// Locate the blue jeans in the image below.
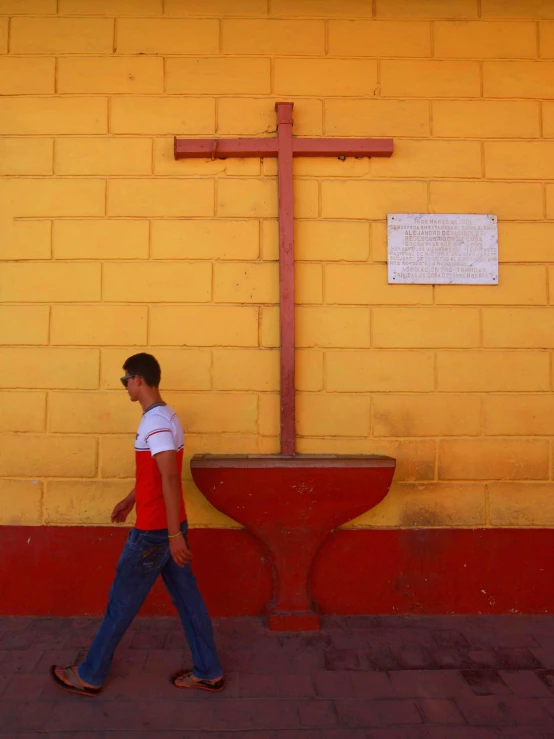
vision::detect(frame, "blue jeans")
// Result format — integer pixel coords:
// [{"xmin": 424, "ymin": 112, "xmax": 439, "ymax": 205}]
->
[{"xmin": 78, "ymin": 521, "xmax": 222, "ymax": 687}]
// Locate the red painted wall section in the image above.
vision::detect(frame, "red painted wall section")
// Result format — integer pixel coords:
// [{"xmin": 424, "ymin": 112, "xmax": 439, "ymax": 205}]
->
[
  {"xmin": 312, "ymin": 529, "xmax": 554, "ymax": 615},
  {"xmin": 2, "ymin": 527, "xmax": 553, "ymax": 617},
  {"xmin": 0, "ymin": 527, "xmax": 272, "ymax": 618}
]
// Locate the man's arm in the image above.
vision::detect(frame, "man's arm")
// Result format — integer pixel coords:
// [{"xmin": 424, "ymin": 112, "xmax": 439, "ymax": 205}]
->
[
  {"xmin": 155, "ymin": 450, "xmax": 192, "ymax": 567},
  {"xmin": 155, "ymin": 450, "xmax": 182, "ymax": 534},
  {"xmin": 111, "ymin": 488, "xmax": 136, "ymax": 523}
]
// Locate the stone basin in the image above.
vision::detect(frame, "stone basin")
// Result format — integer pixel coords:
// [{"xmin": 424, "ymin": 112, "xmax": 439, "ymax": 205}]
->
[{"xmin": 191, "ymin": 454, "xmax": 396, "ymax": 631}]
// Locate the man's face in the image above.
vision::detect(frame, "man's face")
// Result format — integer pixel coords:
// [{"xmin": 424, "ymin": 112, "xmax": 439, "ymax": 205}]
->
[
  {"xmin": 121, "ymin": 372, "xmax": 141, "ymax": 402},
  {"xmin": 126, "ymin": 375, "xmax": 141, "ymax": 402}
]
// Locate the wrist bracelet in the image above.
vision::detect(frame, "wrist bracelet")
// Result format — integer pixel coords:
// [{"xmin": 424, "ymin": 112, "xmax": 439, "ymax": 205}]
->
[{"xmin": 168, "ymin": 531, "xmax": 181, "ymax": 539}]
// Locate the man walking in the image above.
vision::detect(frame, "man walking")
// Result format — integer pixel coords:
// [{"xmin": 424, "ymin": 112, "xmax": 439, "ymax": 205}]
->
[{"xmin": 51, "ymin": 353, "xmax": 224, "ymax": 696}]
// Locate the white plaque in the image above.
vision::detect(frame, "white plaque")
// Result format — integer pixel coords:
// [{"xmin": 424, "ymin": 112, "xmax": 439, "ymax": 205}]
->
[{"xmin": 387, "ymin": 214, "xmax": 498, "ymax": 285}]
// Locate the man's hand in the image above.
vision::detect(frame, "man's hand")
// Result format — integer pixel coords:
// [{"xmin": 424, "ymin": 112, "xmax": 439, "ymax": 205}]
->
[
  {"xmin": 111, "ymin": 494, "xmax": 135, "ymax": 523},
  {"xmin": 169, "ymin": 533, "xmax": 193, "ymax": 568}
]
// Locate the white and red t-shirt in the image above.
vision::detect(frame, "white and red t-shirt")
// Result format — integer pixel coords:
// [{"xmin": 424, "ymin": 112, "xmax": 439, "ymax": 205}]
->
[{"xmin": 134, "ymin": 404, "xmax": 186, "ymax": 530}]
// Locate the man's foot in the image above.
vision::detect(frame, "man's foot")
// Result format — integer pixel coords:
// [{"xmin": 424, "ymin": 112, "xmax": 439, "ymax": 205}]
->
[
  {"xmin": 171, "ymin": 669, "xmax": 225, "ymax": 692},
  {"xmin": 50, "ymin": 665, "xmax": 102, "ymax": 697}
]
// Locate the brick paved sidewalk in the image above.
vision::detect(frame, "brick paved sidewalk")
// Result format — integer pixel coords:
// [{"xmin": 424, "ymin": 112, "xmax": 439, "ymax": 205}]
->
[{"xmin": 1, "ymin": 615, "xmax": 554, "ymax": 738}]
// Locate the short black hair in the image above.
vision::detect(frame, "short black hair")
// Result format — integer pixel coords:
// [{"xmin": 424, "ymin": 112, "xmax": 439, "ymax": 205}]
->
[{"xmin": 123, "ymin": 353, "xmax": 161, "ymax": 387}]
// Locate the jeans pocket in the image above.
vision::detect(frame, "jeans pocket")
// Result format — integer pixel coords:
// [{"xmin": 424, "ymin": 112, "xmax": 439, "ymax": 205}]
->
[
  {"xmin": 127, "ymin": 528, "xmax": 141, "ymax": 547},
  {"xmin": 138, "ymin": 543, "xmax": 167, "ymax": 573},
  {"xmin": 134, "ymin": 531, "xmax": 169, "ymax": 572},
  {"xmin": 116, "ymin": 534, "xmax": 139, "ymax": 572}
]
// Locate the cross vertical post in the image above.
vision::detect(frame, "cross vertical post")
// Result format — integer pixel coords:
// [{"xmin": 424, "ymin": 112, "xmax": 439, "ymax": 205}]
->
[{"xmin": 275, "ymin": 102, "xmax": 295, "ymax": 456}]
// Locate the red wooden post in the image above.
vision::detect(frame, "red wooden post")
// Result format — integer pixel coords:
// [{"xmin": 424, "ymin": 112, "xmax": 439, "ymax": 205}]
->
[
  {"xmin": 275, "ymin": 102, "xmax": 296, "ymax": 456},
  {"xmin": 174, "ymin": 106, "xmax": 393, "ymax": 456}
]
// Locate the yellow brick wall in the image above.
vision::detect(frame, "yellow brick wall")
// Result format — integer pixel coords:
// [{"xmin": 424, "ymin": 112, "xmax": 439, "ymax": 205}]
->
[{"xmin": 1, "ymin": 0, "xmax": 554, "ymax": 530}]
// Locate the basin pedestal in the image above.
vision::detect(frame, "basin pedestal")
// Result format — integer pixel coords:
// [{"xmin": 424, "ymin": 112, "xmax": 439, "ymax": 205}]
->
[{"xmin": 191, "ymin": 454, "xmax": 396, "ymax": 631}]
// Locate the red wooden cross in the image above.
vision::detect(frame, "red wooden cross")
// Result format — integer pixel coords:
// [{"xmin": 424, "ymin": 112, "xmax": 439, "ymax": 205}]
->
[{"xmin": 174, "ymin": 102, "xmax": 393, "ymax": 456}]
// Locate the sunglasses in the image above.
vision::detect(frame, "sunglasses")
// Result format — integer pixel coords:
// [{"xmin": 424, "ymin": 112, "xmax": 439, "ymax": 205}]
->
[{"xmin": 120, "ymin": 373, "xmax": 142, "ymax": 388}]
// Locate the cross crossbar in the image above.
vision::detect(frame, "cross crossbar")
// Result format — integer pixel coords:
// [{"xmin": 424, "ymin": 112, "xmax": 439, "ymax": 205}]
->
[
  {"xmin": 174, "ymin": 137, "xmax": 393, "ymax": 159},
  {"xmin": 174, "ymin": 102, "xmax": 394, "ymax": 456}
]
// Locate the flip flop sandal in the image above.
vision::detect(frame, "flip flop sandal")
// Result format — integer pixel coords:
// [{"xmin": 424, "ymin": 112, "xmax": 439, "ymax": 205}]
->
[
  {"xmin": 171, "ymin": 669, "xmax": 225, "ymax": 693},
  {"xmin": 49, "ymin": 665, "xmax": 102, "ymax": 697}
]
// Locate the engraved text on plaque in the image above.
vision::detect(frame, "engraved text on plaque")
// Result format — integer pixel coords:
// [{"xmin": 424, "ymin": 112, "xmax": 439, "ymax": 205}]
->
[{"xmin": 387, "ymin": 214, "xmax": 498, "ymax": 285}]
